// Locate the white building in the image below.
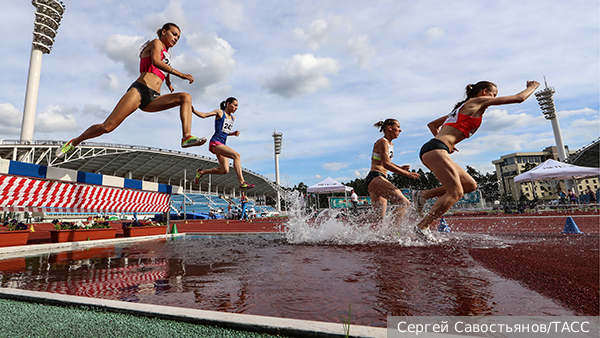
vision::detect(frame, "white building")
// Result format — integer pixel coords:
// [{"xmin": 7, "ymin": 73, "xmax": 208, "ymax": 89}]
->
[{"xmin": 493, "ymin": 146, "xmax": 599, "ymax": 201}]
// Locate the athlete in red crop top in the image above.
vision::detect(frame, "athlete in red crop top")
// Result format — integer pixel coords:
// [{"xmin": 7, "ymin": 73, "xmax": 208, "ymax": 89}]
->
[
  {"xmin": 56, "ymin": 23, "xmax": 207, "ymax": 158},
  {"xmin": 411, "ymin": 80, "xmax": 540, "ymax": 242},
  {"xmin": 441, "ymin": 103, "xmax": 482, "ymax": 138}
]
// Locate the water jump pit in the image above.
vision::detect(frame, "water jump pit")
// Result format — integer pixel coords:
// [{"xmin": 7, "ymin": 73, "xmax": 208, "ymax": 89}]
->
[{"xmin": 0, "ymin": 211, "xmax": 598, "ymax": 333}]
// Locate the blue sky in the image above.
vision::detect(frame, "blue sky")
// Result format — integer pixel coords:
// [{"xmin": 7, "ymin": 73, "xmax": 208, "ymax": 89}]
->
[{"xmin": 2, "ymin": 0, "xmax": 598, "ymax": 188}]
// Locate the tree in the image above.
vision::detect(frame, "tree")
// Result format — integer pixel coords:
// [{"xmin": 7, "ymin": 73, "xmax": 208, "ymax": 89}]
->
[
  {"xmin": 292, "ymin": 182, "xmax": 308, "ymax": 195},
  {"xmin": 466, "ymin": 166, "xmax": 499, "ymax": 202},
  {"xmin": 389, "ymin": 168, "xmax": 440, "ymax": 190},
  {"xmin": 343, "ymin": 178, "xmax": 368, "ymax": 196}
]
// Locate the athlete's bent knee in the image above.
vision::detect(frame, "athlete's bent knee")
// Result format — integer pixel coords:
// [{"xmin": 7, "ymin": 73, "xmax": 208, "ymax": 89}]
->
[
  {"xmin": 464, "ymin": 181, "xmax": 477, "ymax": 193},
  {"xmin": 178, "ymin": 92, "xmax": 192, "ymax": 104},
  {"xmin": 447, "ymin": 190, "xmax": 464, "ymax": 203}
]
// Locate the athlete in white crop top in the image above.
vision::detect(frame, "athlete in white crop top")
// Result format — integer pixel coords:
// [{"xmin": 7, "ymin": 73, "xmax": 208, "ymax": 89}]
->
[{"xmin": 366, "ymin": 119, "xmax": 420, "ymax": 222}]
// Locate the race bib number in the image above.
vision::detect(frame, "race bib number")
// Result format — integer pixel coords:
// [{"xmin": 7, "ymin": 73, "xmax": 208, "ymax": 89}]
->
[
  {"xmin": 445, "ymin": 108, "xmax": 459, "ymax": 123},
  {"xmin": 162, "ymin": 50, "xmax": 171, "ymax": 66},
  {"xmin": 222, "ymin": 118, "xmax": 234, "ymax": 134}
]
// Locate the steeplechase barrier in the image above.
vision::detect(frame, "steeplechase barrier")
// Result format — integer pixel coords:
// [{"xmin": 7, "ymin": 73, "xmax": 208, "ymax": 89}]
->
[{"xmin": 0, "ymin": 158, "xmax": 180, "ymax": 216}]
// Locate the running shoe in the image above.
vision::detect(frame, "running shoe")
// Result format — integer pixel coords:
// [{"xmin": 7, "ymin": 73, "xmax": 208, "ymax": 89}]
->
[
  {"xmin": 194, "ymin": 169, "xmax": 203, "ymax": 184},
  {"xmin": 414, "ymin": 226, "xmax": 440, "ymax": 243},
  {"xmin": 412, "ymin": 190, "xmax": 426, "ymax": 216},
  {"xmin": 239, "ymin": 182, "xmax": 255, "ymax": 190},
  {"xmin": 55, "ymin": 140, "xmax": 75, "ymax": 158},
  {"xmin": 181, "ymin": 135, "xmax": 207, "ymax": 148}
]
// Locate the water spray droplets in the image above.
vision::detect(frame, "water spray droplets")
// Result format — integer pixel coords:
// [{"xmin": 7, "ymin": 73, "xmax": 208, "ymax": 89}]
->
[{"xmin": 281, "ymin": 191, "xmax": 442, "ymax": 246}]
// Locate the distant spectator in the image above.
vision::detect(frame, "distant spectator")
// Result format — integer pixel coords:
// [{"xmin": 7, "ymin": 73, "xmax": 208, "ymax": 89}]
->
[
  {"xmin": 240, "ymin": 191, "xmax": 248, "ymax": 220},
  {"xmin": 227, "ymin": 203, "xmax": 233, "ymax": 219},
  {"xmin": 556, "ymin": 188, "xmax": 567, "ymax": 204},
  {"xmin": 587, "ymin": 187, "xmax": 596, "ymax": 204},
  {"xmin": 567, "ymin": 189, "xmax": 578, "ymax": 205},
  {"xmin": 350, "ymin": 189, "xmax": 358, "ymax": 215}
]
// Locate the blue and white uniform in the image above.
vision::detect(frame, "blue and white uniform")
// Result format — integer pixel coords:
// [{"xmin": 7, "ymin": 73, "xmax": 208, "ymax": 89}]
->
[{"xmin": 209, "ymin": 111, "xmax": 234, "ymax": 147}]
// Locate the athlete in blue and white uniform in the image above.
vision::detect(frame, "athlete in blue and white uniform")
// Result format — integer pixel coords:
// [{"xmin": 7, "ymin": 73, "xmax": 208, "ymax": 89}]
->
[
  {"xmin": 366, "ymin": 118, "xmax": 420, "ymax": 223},
  {"xmin": 193, "ymin": 97, "xmax": 255, "ymax": 190}
]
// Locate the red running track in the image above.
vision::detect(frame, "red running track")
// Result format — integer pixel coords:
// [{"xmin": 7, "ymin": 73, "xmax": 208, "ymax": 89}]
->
[
  {"xmin": 443, "ymin": 211, "xmax": 599, "ymax": 316},
  {"xmin": 5, "ymin": 212, "xmax": 599, "ymax": 316}
]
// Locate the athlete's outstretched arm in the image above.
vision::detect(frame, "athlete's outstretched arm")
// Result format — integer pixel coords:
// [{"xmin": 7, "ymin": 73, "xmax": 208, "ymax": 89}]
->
[
  {"xmin": 192, "ymin": 107, "xmax": 220, "ymax": 119},
  {"xmin": 479, "ymin": 81, "xmax": 540, "ymax": 108}
]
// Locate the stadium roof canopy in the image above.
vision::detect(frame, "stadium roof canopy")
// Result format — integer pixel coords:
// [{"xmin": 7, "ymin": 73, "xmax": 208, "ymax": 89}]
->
[
  {"xmin": 0, "ymin": 140, "xmax": 282, "ymax": 197},
  {"xmin": 565, "ymin": 138, "xmax": 600, "ymax": 168}
]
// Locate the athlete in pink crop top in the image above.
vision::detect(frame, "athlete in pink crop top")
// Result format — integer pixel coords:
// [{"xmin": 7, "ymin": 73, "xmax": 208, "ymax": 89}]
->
[
  {"xmin": 139, "ymin": 41, "xmax": 171, "ymax": 81},
  {"xmin": 56, "ymin": 23, "xmax": 207, "ymax": 159},
  {"xmin": 411, "ymin": 80, "xmax": 540, "ymax": 243}
]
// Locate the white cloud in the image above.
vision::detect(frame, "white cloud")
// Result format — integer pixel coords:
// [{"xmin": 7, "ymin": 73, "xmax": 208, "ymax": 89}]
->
[
  {"xmin": 218, "ymin": 0, "xmax": 246, "ymax": 31},
  {"xmin": 564, "ymin": 118, "xmax": 600, "ymax": 142},
  {"xmin": 0, "ymin": 103, "xmax": 23, "ymax": 136},
  {"xmin": 455, "ymin": 133, "xmax": 544, "ymax": 157},
  {"xmin": 424, "ymin": 27, "xmax": 445, "ymax": 41},
  {"xmin": 35, "ymin": 105, "xmax": 79, "ymax": 134},
  {"xmin": 294, "ymin": 16, "xmax": 375, "ymax": 69},
  {"xmin": 81, "ymin": 104, "xmax": 110, "ymax": 119},
  {"xmin": 95, "ymin": 34, "xmax": 146, "ymax": 78},
  {"xmin": 346, "ymin": 34, "xmax": 375, "ymax": 69},
  {"xmin": 354, "ymin": 168, "xmax": 370, "ymax": 179},
  {"xmin": 182, "ymin": 32, "xmax": 237, "ymax": 96},
  {"xmin": 323, "ymin": 162, "xmax": 350, "ymax": 171},
  {"xmin": 143, "ymin": 1, "xmax": 190, "ymax": 33},
  {"xmin": 263, "ymin": 53, "xmax": 340, "ymax": 98},
  {"xmin": 558, "ymin": 107, "xmax": 597, "ymax": 118},
  {"xmin": 480, "ymin": 109, "xmax": 545, "ymax": 132},
  {"xmin": 294, "ymin": 19, "xmax": 332, "ymax": 50},
  {"xmin": 101, "ymin": 73, "xmax": 122, "ymax": 91}
]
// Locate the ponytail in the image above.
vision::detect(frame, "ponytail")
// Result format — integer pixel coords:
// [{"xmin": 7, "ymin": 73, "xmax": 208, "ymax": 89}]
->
[
  {"xmin": 374, "ymin": 118, "xmax": 398, "ymax": 133},
  {"xmin": 453, "ymin": 81, "xmax": 497, "ymax": 110},
  {"xmin": 221, "ymin": 97, "xmax": 237, "ymax": 110}
]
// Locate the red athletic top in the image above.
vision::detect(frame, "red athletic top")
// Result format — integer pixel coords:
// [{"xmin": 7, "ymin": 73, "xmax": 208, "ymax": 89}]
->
[
  {"xmin": 443, "ymin": 104, "xmax": 482, "ymax": 138},
  {"xmin": 139, "ymin": 40, "xmax": 171, "ymax": 81}
]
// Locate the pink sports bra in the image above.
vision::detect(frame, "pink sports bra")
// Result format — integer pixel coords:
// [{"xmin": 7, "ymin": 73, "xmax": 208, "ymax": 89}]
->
[
  {"xmin": 139, "ymin": 40, "xmax": 171, "ymax": 81},
  {"xmin": 443, "ymin": 104, "xmax": 482, "ymax": 138}
]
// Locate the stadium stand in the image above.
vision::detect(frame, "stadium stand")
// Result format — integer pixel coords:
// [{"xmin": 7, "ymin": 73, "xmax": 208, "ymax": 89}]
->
[{"xmin": 566, "ymin": 138, "xmax": 600, "ymax": 168}]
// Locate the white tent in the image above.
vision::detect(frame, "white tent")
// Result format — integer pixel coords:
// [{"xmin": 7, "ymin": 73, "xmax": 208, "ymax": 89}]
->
[
  {"xmin": 306, "ymin": 177, "xmax": 352, "ymax": 209},
  {"xmin": 306, "ymin": 177, "xmax": 353, "ymax": 193},
  {"xmin": 514, "ymin": 159, "xmax": 600, "ymax": 182}
]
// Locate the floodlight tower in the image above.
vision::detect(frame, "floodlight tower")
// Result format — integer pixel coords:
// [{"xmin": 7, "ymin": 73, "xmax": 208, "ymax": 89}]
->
[
  {"xmin": 535, "ymin": 77, "xmax": 571, "ymax": 189},
  {"xmin": 535, "ymin": 78, "xmax": 567, "ymax": 161},
  {"xmin": 272, "ymin": 129, "xmax": 283, "ymax": 211},
  {"xmin": 20, "ymin": 0, "xmax": 66, "ymax": 145}
]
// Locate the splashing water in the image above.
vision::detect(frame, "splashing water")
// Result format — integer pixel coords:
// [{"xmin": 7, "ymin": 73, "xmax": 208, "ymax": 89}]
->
[{"xmin": 281, "ymin": 191, "xmax": 443, "ymax": 246}]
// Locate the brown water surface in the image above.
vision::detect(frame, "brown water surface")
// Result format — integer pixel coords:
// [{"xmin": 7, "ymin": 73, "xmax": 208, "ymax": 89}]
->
[{"xmin": 1, "ymin": 233, "xmax": 589, "ymax": 327}]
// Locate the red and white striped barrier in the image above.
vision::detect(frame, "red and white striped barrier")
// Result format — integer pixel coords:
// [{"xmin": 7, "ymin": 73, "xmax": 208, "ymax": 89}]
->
[{"xmin": 0, "ymin": 174, "xmax": 170, "ymax": 213}]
